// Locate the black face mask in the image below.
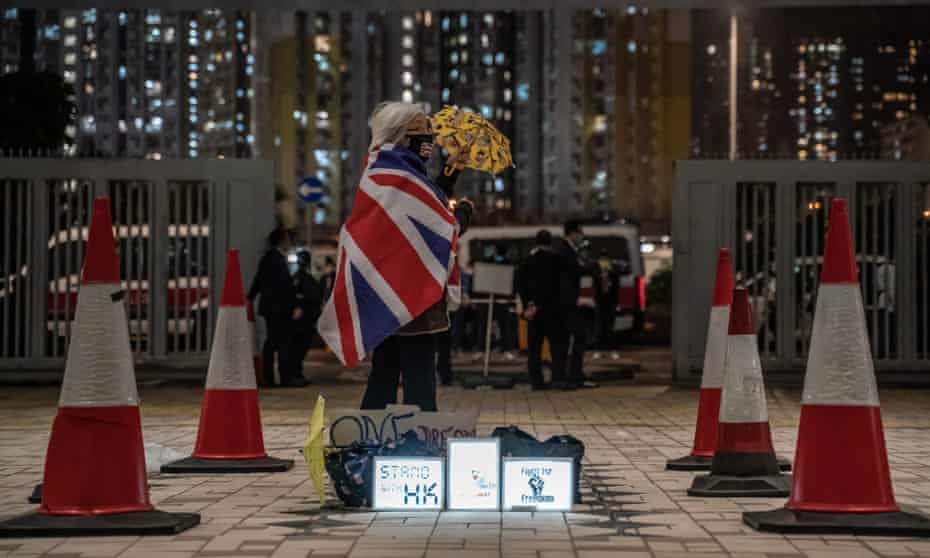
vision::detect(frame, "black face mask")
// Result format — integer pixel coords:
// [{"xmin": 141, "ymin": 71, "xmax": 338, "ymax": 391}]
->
[{"xmin": 407, "ymin": 134, "xmax": 434, "ymax": 162}]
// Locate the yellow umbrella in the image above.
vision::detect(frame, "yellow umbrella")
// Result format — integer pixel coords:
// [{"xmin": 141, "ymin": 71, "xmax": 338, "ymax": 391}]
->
[
  {"xmin": 431, "ymin": 106, "xmax": 514, "ymax": 176},
  {"xmin": 302, "ymin": 395, "xmax": 327, "ymax": 505}
]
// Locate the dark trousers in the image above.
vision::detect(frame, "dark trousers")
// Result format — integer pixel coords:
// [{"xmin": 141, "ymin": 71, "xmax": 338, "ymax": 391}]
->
[
  {"xmin": 361, "ymin": 334, "xmax": 438, "ymax": 412},
  {"xmin": 527, "ymin": 310, "xmax": 568, "ymax": 386},
  {"xmin": 566, "ymin": 310, "xmax": 590, "ymax": 382},
  {"xmin": 436, "ymin": 330, "xmax": 453, "ymax": 386},
  {"xmin": 262, "ymin": 315, "xmax": 298, "ymax": 385},
  {"xmin": 596, "ymin": 304, "xmax": 615, "ymax": 349}
]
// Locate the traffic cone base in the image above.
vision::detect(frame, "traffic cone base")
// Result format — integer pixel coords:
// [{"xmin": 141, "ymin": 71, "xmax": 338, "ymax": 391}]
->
[
  {"xmin": 743, "ymin": 508, "xmax": 930, "ymax": 537},
  {"xmin": 162, "ymin": 249, "xmax": 293, "ymax": 475},
  {"xmin": 689, "ymin": 472, "xmax": 791, "ymax": 498},
  {"xmin": 668, "ymin": 249, "xmax": 733, "ymax": 471},
  {"xmin": 193, "ymin": 390, "xmax": 267, "ymax": 459},
  {"xmin": 161, "ymin": 456, "xmax": 294, "ymax": 474},
  {"xmin": 40, "ymin": 407, "xmax": 150, "ymax": 516},
  {"xmin": 787, "ymin": 405, "xmax": 894, "ymax": 512},
  {"xmin": 0, "ymin": 509, "xmax": 201, "ymax": 538}
]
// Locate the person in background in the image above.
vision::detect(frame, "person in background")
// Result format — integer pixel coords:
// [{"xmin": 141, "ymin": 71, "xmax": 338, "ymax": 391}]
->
[
  {"xmin": 516, "ymin": 230, "xmax": 568, "ymax": 390},
  {"xmin": 595, "ymin": 250, "xmax": 619, "ymax": 349},
  {"xmin": 559, "ymin": 220, "xmax": 599, "ymax": 389},
  {"xmin": 293, "ymin": 250, "xmax": 324, "ymax": 381},
  {"xmin": 248, "ymin": 227, "xmax": 305, "ymax": 387},
  {"xmin": 320, "ymin": 257, "xmax": 336, "ymax": 302}
]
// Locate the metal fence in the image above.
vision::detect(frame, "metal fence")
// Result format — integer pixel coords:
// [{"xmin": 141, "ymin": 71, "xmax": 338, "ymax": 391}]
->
[
  {"xmin": 672, "ymin": 160, "xmax": 930, "ymax": 382},
  {"xmin": 0, "ymin": 159, "xmax": 274, "ymax": 375}
]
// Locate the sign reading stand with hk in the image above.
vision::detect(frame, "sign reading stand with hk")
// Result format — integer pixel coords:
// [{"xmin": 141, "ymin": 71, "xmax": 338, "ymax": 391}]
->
[
  {"xmin": 502, "ymin": 458, "xmax": 574, "ymax": 512},
  {"xmin": 372, "ymin": 457, "xmax": 444, "ymax": 511},
  {"xmin": 447, "ymin": 438, "xmax": 501, "ymax": 510}
]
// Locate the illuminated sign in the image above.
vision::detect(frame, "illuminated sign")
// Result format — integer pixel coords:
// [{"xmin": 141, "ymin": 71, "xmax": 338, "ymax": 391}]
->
[
  {"xmin": 502, "ymin": 458, "xmax": 574, "ymax": 512},
  {"xmin": 372, "ymin": 457, "xmax": 444, "ymax": 511},
  {"xmin": 447, "ymin": 438, "xmax": 501, "ymax": 510}
]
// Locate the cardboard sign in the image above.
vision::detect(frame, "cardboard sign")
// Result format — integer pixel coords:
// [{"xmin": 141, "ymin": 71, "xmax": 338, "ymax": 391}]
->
[
  {"xmin": 327, "ymin": 405, "xmax": 478, "ymax": 450},
  {"xmin": 372, "ymin": 456, "xmax": 444, "ymax": 511},
  {"xmin": 447, "ymin": 438, "xmax": 501, "ymax": 510},
  {"xmin": 473, "ymin": 263, "xmax": 515, "ymax": 296},
  {"xmin": 502, "ymin": 458, "xmax": 574, "ymax": 512}
]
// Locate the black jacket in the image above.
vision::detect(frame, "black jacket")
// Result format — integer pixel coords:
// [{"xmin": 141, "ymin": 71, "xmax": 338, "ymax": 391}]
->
[
  {"xmin": 516, "ymin": 246, "xmax": 562, "ymax": 312},
  {"xmin": 248, "ymin": 249, "xmax": 296, "ymax": 319},
  {"xmin": 557, "ymin": 239, "xmax": 590, "ymax": 313},
  {"xmin": 294, "ymin": 269, "xmax": 324, "ymax": 331}
]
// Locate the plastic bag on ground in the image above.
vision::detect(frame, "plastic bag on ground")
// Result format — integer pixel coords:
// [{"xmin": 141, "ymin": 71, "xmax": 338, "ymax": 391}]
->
[{"xmin": 144, "ymin": 442, "xmax": 186, "ymax": 473}]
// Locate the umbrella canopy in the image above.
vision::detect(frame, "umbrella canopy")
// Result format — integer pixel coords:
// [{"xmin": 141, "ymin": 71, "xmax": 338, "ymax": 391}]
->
[{"xmin": 431, "ymin": 106, "xmax": 513, "ymax": 175}]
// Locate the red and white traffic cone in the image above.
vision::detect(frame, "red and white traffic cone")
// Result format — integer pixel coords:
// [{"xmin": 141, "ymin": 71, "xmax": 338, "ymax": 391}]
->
[
  {"xmin": 745, "ymin": 199, "xmax": 930, "ymax": 534},
  {"xmin": 162, "ymin": 249, "xmax": 293, "ymax": 474},
  {"xmin": 247, "ymin": 300, "xmax": 264, "ymax": 387},
  {"xmin": 688, "ymin": 288, "xmax": 790, "ymax": 497},
  {"xmin": 0, "ymin": 198, "xmax": 199, "ymax": 537},
  {"xmin": 667, "ymin": 248, "xmax": 733, "ymax": 470}
]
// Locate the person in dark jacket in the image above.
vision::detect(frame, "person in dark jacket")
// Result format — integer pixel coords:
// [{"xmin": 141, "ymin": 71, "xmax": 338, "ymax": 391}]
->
[
  {"xmin": 558, "ymin": 220, "xmax": 598, "ymax": 389},
  {"xmin": 247, "ymin": 227, "xmax": 305, "ymax": 387},
  {"xmin": 293, "ymin": 250, "xmax": 323, "ymax": 380},
  {"xmin": 516, "ymin": 230, "xmax": 568, "ymax": 390},
  {"xmin": 358, "ymin": 101, "xmax": 473, "ymax": 412}
]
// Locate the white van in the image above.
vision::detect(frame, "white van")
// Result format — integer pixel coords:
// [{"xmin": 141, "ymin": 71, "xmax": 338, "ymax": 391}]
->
[{"xmin": 458, "ymin": 223, "xmax": 647, "ymax": 333}]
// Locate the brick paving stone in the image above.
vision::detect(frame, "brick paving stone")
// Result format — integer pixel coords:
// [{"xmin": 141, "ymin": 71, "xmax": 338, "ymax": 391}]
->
[{"xmin": 3, "ymin": 349, "xmax": 930, "ymax": 557}]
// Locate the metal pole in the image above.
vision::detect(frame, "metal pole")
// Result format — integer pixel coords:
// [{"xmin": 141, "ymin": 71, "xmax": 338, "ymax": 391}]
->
[
  {"xmin": 482, "ymin": 293, "xmax": 495, "ymax": 380},
  {"xmin": 305, "ymin": 202, "xmax": 313, "ymax": 248},
  {"xmin": 728, "ymin": 13, "xmax": 738, "ymax": 161}
]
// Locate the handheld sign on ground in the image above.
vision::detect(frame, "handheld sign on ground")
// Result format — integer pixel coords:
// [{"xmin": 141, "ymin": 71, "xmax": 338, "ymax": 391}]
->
[
  {"xmin": 372, "ymin": 457, "xmax": 444, "ymax": 511},
  {"xmin": 502, "ymin": 458, "xmax": 574, "ymax": 512},
  {"xmin": 447, "ymin": 438, "xmax": 501, "ymax": 510}
]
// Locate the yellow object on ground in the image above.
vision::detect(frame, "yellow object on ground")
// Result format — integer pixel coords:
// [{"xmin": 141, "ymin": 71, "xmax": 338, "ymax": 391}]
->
[
  {"xmin": 303, "ymin": 395, "xmax": 327, "ymax": 505},
  {"xmin": 431, "ymin": 106, "xmax": 513, "ymax": 175}
]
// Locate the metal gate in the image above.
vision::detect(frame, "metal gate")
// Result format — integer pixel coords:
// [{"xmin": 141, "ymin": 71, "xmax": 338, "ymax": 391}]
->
[
  {"xmin": 0, "ymin": 159, "xmax": 274, "ymax": 375},
  {"xmin": 672, "ymin": 160, "xmax": 930, "ymax": 382}
]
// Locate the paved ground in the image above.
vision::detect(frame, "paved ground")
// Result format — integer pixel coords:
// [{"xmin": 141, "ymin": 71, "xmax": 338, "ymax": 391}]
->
[{"xmin": 2, "ymin": 347, "xmax": 930, "ymax": 557}]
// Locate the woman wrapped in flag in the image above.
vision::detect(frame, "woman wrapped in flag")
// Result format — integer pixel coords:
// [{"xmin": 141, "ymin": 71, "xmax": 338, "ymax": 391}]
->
[{"xmin": 316, "ymin": 101, "xmax": 473, "ymax": 412}]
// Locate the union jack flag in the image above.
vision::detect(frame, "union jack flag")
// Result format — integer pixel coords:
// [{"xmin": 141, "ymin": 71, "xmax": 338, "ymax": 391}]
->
[{"xmin": 317, "ymin": 145, "xmax": 458, "ymax": 367}]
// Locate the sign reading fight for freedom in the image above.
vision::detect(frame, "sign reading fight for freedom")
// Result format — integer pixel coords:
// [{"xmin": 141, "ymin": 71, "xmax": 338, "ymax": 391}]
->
[
  {"xmin": 502, "ymin": 458, "xmax": 574, "ymax": 511},
  {"xmin": 372, "ymin": 457, "xmax": 444, "ymax": 511},
  {"xmin": 447, "ymin": 438, "xmax": 501, "ymax": 510}
]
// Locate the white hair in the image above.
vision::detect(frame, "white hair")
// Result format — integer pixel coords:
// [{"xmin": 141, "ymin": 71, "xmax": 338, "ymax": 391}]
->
[{"xmin": 368, "ymin": 101, "xmax": 426, "ymax": 150}]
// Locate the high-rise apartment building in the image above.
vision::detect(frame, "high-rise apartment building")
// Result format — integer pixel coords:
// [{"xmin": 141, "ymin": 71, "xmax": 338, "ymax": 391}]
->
[
  {"xmin": 692, "ymin": 6, "xmax": 930, "ymax": 160},
  {"xmin": 2, "ymin": 8, "xmax": 253, "ymax": 159}
]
